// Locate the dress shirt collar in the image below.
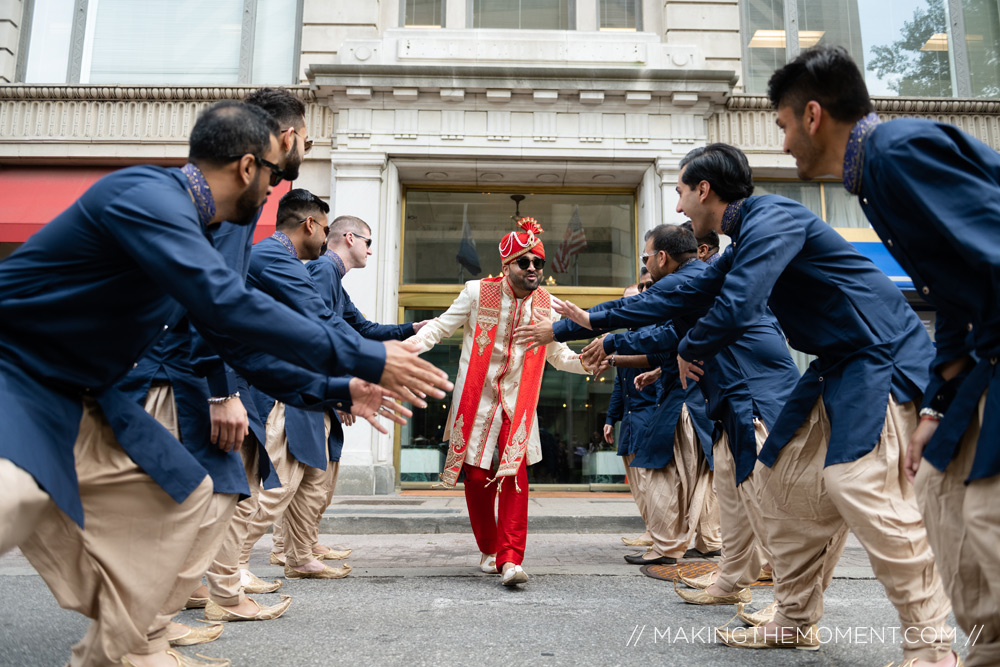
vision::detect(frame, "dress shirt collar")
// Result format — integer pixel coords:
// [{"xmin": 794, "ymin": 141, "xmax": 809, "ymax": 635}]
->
[
  {"xmin": 180, "ymin": 164, "xmax": 216, "ymax": 227},
  {"xmin": 842, "ymin": 112, "xmax": 881, "ymax": 195},
  {"xmin": 324, "ymin": 249, "xmax": 347, "ymax": 277},
  {"xmin": 721, "ymin": 198, "xmax": 746, "ymax": 238},
  {"xmin": 271, "ymin": 230, "xmax": 297, "ymax": 257}
]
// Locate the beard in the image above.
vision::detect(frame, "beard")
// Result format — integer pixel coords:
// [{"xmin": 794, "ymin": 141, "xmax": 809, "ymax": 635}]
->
[
  {"xmin": 232, "ymin": 178, "xmax": 267, "ymax": 226},
  {"xmin": 509, "ymin": 270, "xmax": 540, "ymax": 293},
  {"xmin": 282, "ymin": 142, "xmax": 302, "ymax": 182}
]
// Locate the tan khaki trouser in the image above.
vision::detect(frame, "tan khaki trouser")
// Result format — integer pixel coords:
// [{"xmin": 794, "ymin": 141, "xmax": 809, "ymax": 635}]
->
[
  {"xmin": 18, "ymin": 398, "xmax": 214, "ymax": 666},
  {"xmin": 622, "ymin": 453, "xmax": 648, "ymax": 530},
  {"xmin": 237, "ymin": 403, "xmax": 329, "ymax": 569},
  {"xmin": 915, "ymin": 391, "xmax": 1000, "ymax": 667},
  {"xmin": 638, "ymin": 406, "xmax": 722, "ymax": 559},
  {"xmin": 139, "ymin": 386, "xmax": 239, "ymax": 654},
  {"xmin": 273, "ymin": 459, "xmax": 340, "ymax": 558},
  {"xmin": 0, "ymin": 458, "xmax": 51, "ymax": 554},
  {"xmin": 206, "ymin": 430, "xmax": 264, "ymax": 606},
  {"xmin": 712, "ymin": 423, "xmax": 767, "ymax": 592},
  {"xmin": 757, "ymin": 397, "xmax": 953, "ymax": 662}
]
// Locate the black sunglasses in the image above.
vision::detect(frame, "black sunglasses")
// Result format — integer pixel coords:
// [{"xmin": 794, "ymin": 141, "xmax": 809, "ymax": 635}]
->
[
  {"xmin": 227, "ymin": 154, "xmax": 285, "ymax": 187},
  {"xmin": 346, "ymin": 231, "xmax": 372, "ymax": 248},
  {"xmin": 298, "ymin": 217, "xmax": 329, "ymax": 236},
  {"xmin": 516, "ymin": 256, "xmax": 545, "ymax": 270}
]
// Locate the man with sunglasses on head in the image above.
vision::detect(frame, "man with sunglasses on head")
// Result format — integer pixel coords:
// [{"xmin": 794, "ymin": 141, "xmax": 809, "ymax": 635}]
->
[{"xmin": 406, "ymin": 217, "xmax": 590, "ymax": 586}]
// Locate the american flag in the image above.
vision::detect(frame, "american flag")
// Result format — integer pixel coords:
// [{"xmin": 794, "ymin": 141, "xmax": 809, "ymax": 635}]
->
[{"xmin": 551, "ymin": 206, "xmax": 587, "ymax": 273}]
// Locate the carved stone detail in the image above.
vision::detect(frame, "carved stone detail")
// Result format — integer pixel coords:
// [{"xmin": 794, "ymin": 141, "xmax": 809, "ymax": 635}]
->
[
  {"xmin": 579, "ymin": 113, "xmax": 602, "ymax": 143},
  {"xmin": 625, "ymin": 114, "xmax": 649, "ymax": 144},
  {"xmin": 487, "ymin": 110, "xmax": 510, "ymax": 141},
  {"xmin": 0, "ymin": 85, "xmax": 315, "ymax": 101},
  {"xmin": 394, "ymin": 109, "xmax": 418, "ymax": 140},
  {"xmin": 441, "ymin": 109, "xmax": 464, "ymax": 140},
  {"xmin": 533, "ymin": 112, "xmax": 557, "ymax": 142}
]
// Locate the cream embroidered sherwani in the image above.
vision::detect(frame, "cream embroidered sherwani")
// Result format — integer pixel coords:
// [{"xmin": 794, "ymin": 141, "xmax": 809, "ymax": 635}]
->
[{"xmin": 407, "ymin": 279, "xmax": 587, "ymax": 471}]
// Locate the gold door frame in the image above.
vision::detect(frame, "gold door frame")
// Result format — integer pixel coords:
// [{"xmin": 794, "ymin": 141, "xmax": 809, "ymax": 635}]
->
[{"xmin": 394, "ymin": 184, "xmax": 640, "ymax": 491}]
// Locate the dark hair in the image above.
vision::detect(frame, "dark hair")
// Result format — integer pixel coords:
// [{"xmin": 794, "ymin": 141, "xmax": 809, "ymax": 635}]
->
[
  {"xmin": 276, "ymin": 188, "xmax": 330, "ymax": 230},
  {"xmin": 244, "ymin": 87, "xmax": 307, "ymax": 130},
  {"xmin": 649, "ymin": 224, "xmax": 697, "ymax": 261},
  {"xmin": 767, "ymin": 45, "xmax": 873, "ymax": 122},
  {"xmin": 679, "ymin": 220, "xmax": 720, "ymax": 249},
  {"xmin": 679, "ymin": 143, "xmax": 754, "ymax": 202},
  {"xmin": 189, "ymin": 101, "xmax": 279, "ymax": 166}
]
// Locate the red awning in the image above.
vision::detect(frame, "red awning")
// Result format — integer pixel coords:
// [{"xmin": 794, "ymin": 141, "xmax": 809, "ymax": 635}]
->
[{"xmin": 0, "ymin": 166, "xmax": 290, "ymax": 243}]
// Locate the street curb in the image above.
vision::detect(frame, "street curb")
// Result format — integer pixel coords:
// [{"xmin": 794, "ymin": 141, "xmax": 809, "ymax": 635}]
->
[{"xmin": 318, "ymin": 514, "xmax": 646, "ymax": 534}]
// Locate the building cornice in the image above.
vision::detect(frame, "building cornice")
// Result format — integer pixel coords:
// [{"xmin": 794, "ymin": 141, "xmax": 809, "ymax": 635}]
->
[
  {"xmin": 728, "ymin": 94, "xmax": 1000, "ymax": 115},
  {"xmin": 0, "ymin": 85, "xmax": 317, "ymax": 102}
]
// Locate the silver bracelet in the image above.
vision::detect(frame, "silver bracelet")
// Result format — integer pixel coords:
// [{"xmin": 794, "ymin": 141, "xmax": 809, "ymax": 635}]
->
[
  {"xmin": 207, "ymin": 391, "xmax": 240, "ymax": 405},
  {"xmin": 608, "ymin": 354, "xmax": 616, "ymax": 367},
  {"xmin": 919, "ymin": 407, "xmax": 944, "ymax": 421}
]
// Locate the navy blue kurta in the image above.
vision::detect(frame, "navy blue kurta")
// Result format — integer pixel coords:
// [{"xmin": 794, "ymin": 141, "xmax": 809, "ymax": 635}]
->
[
  {"xmin": 0, "ymin": 166, "xmax": 383, "ymax": 526},
  {"xmin": 851, "ymin": 116, "xmax": 1000, "ymax": 481},
  {"xmin": 610, "ymin": 294, "xmax": 800, "ymax": 484},
  {"xmin": 605, "ymin": 358, "xmax": 658, "ymax": 458},
  {"xmin": 574, "ymin": 196, "xmax": 932, "ymax": 469}
]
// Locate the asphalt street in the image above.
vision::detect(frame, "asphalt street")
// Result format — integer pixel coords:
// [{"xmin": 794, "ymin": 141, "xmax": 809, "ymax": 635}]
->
[{"xmin": 0, "ymin": 532, "xmax": 972, "ymax": 667}]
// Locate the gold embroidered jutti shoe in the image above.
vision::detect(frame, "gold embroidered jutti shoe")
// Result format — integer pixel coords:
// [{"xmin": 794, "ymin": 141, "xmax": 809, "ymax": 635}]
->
[
  {"xmin": 269, "ymin": 552, "xmax": 286, "ymax": 566},
  {"xmin": 203, "ymin": 595, "xmax": 292, "ymax": 622},
  {"xmin": 673, "ymin": 579, "xmax": 751, "ymax": 605},
  {"xmin": 241, "ymin": 569, "xmax": 282, "ymax": 594},
  {"xmin": 716, "ymin": 624, "xmax": 821, "ymax": 651},
  {"xmin": 736, "ymin": 601, "xmax": 777, "ymax": 626},
  {"xmin": 167, "ymin": 622, "xmax": 224, "ymax": 647},
  {"xmin": 314, "ymin": 547, "xmax": 352, "ymax": 560},
  {"xmin": 284, "ymin": 563, "xmax": 352, "ymax": 579},
  {"xmin": 886, "ymin": 653, "xmax": 964, "ymax": 667},
  {"xmin": 183, "ymin": 596, "xmax": 209, "ymax": 610},
  {"xmin": 621, "ymin": 536, "xmax": 654, "ymax": 547},
  {"xmin": 678, "ymin": 571, "xmax": 716, "ymax": 590}
]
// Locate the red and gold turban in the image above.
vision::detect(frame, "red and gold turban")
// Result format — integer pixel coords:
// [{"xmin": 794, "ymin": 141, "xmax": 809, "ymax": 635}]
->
[{"xmin": 499, "ymin": 217, "xmax": 545, "ymax": 265}]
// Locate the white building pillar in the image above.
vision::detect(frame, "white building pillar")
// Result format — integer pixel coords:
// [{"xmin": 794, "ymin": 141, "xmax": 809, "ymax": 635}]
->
[
  {"xmin": 330, "ymin": 151, "xmax": 396, "ymax": 494},
  {"xmin": 655, "ymin": 157, "xmax": 686, "ymax": 225}
]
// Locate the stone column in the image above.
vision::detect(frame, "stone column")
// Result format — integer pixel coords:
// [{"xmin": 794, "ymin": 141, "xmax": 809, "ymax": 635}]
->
[{"xmin": 330, "ymin": 150, "xmax": 396, "ymax": 494}]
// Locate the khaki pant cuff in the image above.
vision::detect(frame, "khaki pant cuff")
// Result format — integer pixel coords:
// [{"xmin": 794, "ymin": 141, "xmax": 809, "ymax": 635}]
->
[
  {"xmin": 772, "ymin": 612, "xmax": 813, "ymax": 631},
  {"xmin": 209, "ymin": 590, "xmax": 244, "ymax": 607}
]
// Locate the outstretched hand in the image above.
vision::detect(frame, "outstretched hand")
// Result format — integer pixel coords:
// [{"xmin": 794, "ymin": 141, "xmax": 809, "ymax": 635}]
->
[
  {"xmin": 379, "ymin": 340, "xmax": 453, "ymax": 407},
  {"xmin": 677, "ymin": 355, "xmax": 705, "ymax": 389},
  {"xmin": 634, "ymin": 368, "xmax": 661, "ymax": 391},
  {"xmin": 551, "ymin": 297, "xmax": 592, "ymax": 330},
  {"xmin": 581, "ymin": 336, "xmax": 608, "ymax": 375},
  {"xmin": 348, "ymin": 378, "xmax": 413, "ymax": 435},
  {"xmin": 515, "ymin": 317, "xmax": 556, "ymax": 353}
]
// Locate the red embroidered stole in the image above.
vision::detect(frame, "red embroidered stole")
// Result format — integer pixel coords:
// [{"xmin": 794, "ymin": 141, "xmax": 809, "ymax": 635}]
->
[{"xmin": 439, "ymin": 278, "xmax": 550, "ymax": 487}]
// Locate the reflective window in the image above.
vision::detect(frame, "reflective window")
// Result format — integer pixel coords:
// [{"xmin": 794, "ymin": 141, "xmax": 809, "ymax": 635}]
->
[
  {"xmin": 600, "ymin": 0, "xmax": 641, "ymax": 31},
  {"xmin": 399, "ymin": 309, "xmax": 620, "ymax": 485},
  {"xmin": 741, "ymin": 0, "xmax": 1000, "ymax": 98},
  {"xmin": 403, "ymin": 0, "xmax": 444, "ymax": 27},
  {"xmin": 755, "ymin": 180, "xmax": 869, "ymax": 228},
  {"xmin": 23, "ymin": 0, "xmax": 299, "ymax": 84},
  {"xmin": 402, "ymin": 190, "xmax": 636, "ymax": 288},
  {"xmin": 470, "ymin": 0, "xmax": 574, "ymax": 30}
]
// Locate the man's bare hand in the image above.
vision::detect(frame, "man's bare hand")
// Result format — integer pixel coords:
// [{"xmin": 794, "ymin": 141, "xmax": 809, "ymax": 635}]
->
[
  {"xmin": 412, "ymin": 320, "xmax": 430, "ymax": 334},
  {"xmin": 603, "ymin": 423, "xmax": 614, "ymax": 445},
  {"xmin": 677, "ymin": 355, "xmax": 705, "ymax": 389},
  {"xmin": 379, "ymin": 340, "xmax": 453, "ymax": 407},
  {"xmin": 581, "ymin": 336, "xmax": 608, "ymax": 374},
  {"xmin": 337, "ymin": 409, "xmax": 356, "ymax": 427},
  {"xmin": 551, "ymin": 297, "xmax": 592, "ymax": 330},
  {"xmin": 348, "ymin": 378, "xmax": 413, "ymax": 435},
  {"xmin": 210, "ymin": 397, "xmax": 249, "ymax": 453},
  {"xmin": 634, "ymin": 368, "xmax": 661, "ymax": 391},
  {"xmin": 515, "ymin": 317, "xmax": 555, "ymax": 352},
  {"xmin": 905, "ymin": 418, "xmax": 938, "ymax": 483}
]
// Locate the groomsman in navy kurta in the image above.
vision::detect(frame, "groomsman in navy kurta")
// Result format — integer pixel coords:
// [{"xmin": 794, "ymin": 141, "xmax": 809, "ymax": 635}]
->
[
  {"xmin": 545, "ymin": 144, "xmax": 953, "ymax": 664},
  {"xmin": 769, "ymin": 44, "xmax": 997, "ymax": 667},
  {"xmin": 0, "ymin": 102, "xmax": 449, "ymax": 667}
]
